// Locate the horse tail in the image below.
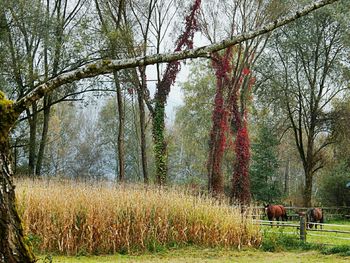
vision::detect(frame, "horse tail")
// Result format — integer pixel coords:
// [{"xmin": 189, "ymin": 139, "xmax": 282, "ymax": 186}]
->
[{"xmin": 320, "ymin": 208, "xmax": 324, "ymax": 223}]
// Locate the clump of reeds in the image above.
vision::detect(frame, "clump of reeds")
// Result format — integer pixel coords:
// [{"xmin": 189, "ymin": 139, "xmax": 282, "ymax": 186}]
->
[{"xmin": 16, "ymin": 179, "xmax": 261, "ymax": 255}]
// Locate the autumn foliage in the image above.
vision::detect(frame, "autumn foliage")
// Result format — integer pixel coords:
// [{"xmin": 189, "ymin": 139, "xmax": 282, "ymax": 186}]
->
[
  {"xmin": 156, "ymin": 0, "xmax": 201, "ymax": 101},
  {"xmin": 207, "ymin": 49, "xmax": 233, "ymax": 196},
  {"xmin": 153, "ymin": 0, "xmax": 201, "ymax": 185},
  {"xmin": 207, "ymin": 46, "xmax": 255, "ymax": 205}
]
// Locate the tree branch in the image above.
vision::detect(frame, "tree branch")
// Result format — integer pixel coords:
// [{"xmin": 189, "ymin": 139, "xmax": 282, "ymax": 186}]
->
[{"xmin": 14, "ymin": 0, "xmax": 339, "ymax": 114}]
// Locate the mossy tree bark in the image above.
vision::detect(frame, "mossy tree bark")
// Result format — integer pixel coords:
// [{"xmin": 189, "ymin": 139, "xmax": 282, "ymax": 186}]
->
[
  {"xmin": 0, "ymin": 143, "xmax": 36, "ymax": 263},
  {"xmin": 0, "ymin": 94, "xmax": 36, "ymax": 263}
]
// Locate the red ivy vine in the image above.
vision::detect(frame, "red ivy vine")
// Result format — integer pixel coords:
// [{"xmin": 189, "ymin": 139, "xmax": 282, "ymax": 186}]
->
[
  {"xmin": 152, "ymin": 0, "xmax": 201, "ymax": 185},
  {"xmin": 207, "ymin": 48, "xmax": 233, "ymax": 196},
  {"xmin": 208, "ymin": 46, "xmax": 255, "ymax": 204},
  {"xmin": 156, "ymin": 0, "xmax": 201, "ymax": 101}
]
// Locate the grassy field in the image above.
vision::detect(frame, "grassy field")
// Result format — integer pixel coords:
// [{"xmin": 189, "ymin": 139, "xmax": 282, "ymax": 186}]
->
[{"xmin": 36, "ymin": 247, "xmax": 350, "ymax": 262}]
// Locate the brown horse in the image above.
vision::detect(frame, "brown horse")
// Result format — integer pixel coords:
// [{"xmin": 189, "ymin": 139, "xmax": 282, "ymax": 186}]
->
[
  {"xmin": 307, "ymin": 208, "xmax": 323, "ymax": 229},
  {"xmin": 264, "ymin": 204, "xmax": 288, "ymax": 226}
]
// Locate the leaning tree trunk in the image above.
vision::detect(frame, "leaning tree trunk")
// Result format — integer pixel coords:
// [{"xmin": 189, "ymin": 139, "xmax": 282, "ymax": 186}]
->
[
  {"xmin": 0, "ymin": 94, "xmax": 36, "ymax": 263},
  {"xmin": 0, "ymin": 145, "xmax": 36, "ymax": 263}
]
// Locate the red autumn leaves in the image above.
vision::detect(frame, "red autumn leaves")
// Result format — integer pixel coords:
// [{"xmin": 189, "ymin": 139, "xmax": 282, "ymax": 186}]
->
[{"xmin": 208, "ymin": 47, "xmax": 254, "ymax": 204}]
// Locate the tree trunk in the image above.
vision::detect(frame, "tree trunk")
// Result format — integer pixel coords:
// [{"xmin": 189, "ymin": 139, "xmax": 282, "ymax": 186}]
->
[
  {"xmin": 231, "ymin": 124, "xmax": 251, "ymax": 205},
  {"xmin": 35, "ymin": 95, "xmax": 52, "ymax": 176},
  {"xmin": 207, "ymin": 133, "xmax": 225, "ymax": 196},
  {"xmin": 152, "ymin": 100, "xmax": 167, "ymax": 185},
  {"xmin": 0, "ymin": 147, "xmax": 36, "ymax": 262},
  {"xmin": 227, "ymin": 62, "xmax": 253, "ymax": 205},
  {"xmin": 207, "ymin": 51, "xmax": 231, "ymax": 198},
  {"xmin": 284, "ymin": 158, "xmax": 290, "ymax": 195},
  {"xmin": 114, "ymin": 71, "xmax": 125, "ymax": 182},
  {"xmin": 207, "ymin": 108, "xmax": 226, "ymax": 197},
  {"xmin": 303, "ymin": 168, "xmax": 313, "ymax": 207},
  {"xmin": 0, "ymin": 96, "xmax": 35, "ymax": 262},
  {"xmin": 26, "ymin": 103, "xmax": 38, "ymax": 176},
  {"xmin": 302, "ymin": 126, "xmax": 316, "ymax": 207},
  {"xmin": 137, "ymin": 90, "xmax": 148, "ymax": 184}
]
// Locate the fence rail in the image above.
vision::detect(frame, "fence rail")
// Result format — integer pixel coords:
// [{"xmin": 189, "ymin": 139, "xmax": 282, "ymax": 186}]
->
[
  {"xmin": 251, "ymin": 206, "xmax": 350, "ymax": 220},
  {"xmin": 305, "ymin": 221, "xmax": 350, "ymax": 228},
  {"xmin": 307, "ymin": 228, "xmax": 350, "ymax": 234},
  {"xmin": 308, "ymin": 233, "xmax": 350, "ymax": 241},
  {"xmin": 253, "ymin": 213, "xmax": 350, "ymax": 242},
  {"xmin": 253, "ymin": 220, "xmax": 300, "ymax": 228}
]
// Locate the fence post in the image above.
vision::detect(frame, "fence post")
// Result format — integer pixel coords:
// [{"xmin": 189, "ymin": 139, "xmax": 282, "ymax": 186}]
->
[{"xmin": 299, "ymin": 212, "xmax": 306, "ymax": 242}]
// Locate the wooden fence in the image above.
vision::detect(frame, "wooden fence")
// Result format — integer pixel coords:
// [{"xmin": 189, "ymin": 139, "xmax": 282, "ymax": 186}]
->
[
  {"xmin": 253, "ymin": 212, "xmax": 350, "ymax": 242},
  {"xmin": 252, "ymin": 206, "xmax": 350, "ymax": 220}
]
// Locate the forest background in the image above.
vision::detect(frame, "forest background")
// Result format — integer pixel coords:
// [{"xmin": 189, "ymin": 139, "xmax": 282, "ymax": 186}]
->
[{"xmin": 1, "ymin": 0, "xmax": 349, "ymax": 208}]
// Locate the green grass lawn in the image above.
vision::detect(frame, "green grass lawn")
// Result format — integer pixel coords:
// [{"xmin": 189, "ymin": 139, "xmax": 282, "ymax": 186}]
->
[{"xmin": 37, "ymin": 248, "xmax": 350, "ymax": 263}]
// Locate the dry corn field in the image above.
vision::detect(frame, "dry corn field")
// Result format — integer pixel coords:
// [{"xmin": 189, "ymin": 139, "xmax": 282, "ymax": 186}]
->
[{"xmin": 16, "ymin": 179, "xmax": 261, "ymax": 255}]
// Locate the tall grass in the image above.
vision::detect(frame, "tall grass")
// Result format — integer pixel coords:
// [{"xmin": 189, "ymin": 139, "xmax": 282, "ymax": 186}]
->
[{"xmin": 16, "ymin": 179, "xmax": 261, "ymax": 255}]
